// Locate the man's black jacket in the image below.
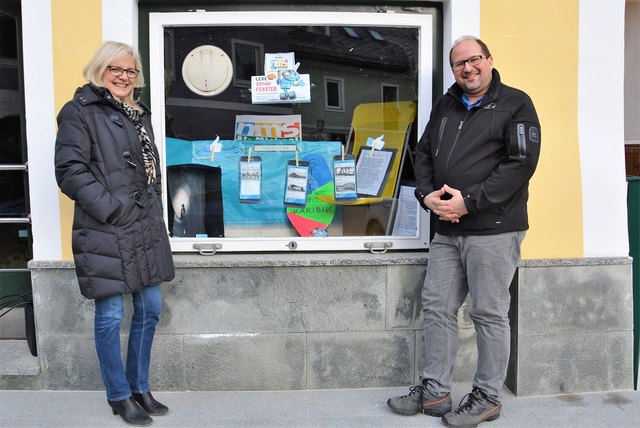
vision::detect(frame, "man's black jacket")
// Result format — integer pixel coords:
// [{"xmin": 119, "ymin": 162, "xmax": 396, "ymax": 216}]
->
[{"xmin": 414, "ymin": 69, "xmax": 541, "ymax": 236}]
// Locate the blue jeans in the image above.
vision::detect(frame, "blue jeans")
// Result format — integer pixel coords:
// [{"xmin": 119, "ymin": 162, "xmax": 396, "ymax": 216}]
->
[
  {"xmin": 94, "ymin": 285, "xmax": 162, "ymax": 401},
  {"xmin": 421, "ymin": 232, "xmax": 524, "ymax": 400}
]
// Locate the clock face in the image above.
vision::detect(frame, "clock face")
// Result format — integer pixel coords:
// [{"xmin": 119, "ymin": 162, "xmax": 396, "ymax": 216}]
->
[{"xmin": 181, "ymin": 45, "xmax": 233, "ymax": 96}]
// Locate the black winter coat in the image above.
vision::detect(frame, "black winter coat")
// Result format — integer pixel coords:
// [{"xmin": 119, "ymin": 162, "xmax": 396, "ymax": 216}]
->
[
  {"xmin": 55, "ymin": 84, "xmax": 175, "ymax": 299},
  {"xmin": 414, "ymin": 69, "xmax": 541, "ymax": 236}
]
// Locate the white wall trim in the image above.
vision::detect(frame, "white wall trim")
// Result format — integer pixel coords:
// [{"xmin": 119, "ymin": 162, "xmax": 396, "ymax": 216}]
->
[
  {"xmin": 102, "ymin": 0, "xmax": 138, "ymax": 46},
  {"xmin": 578, "ymin": 0, "xmax": 628, "ymax": 256},
  {"xmin": 22, "ymin": 0, "xmax": 62, "ymax": 260},
  {"xmin": 442, "ymin": 0, "xmax": 480, "ymax": 93}
]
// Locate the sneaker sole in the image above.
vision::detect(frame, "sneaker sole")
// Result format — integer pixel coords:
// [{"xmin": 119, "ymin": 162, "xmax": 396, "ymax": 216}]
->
[
  {"xmin": 441, "ymin": 412, "xmax": 500, "ymax": 428},
  {"xmin": 386, "ymin": 400, "xmax": 451, "ymax": 417}
]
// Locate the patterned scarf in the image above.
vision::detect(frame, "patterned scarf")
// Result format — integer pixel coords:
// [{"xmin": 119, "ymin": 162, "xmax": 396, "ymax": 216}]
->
[{"xmin": 118, "ymin": 101, "xmax": 157, "ymax": 185}]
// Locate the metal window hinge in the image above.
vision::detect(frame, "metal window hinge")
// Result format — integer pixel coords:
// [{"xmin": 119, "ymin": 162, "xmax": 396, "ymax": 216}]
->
[
  {"xmin": 193, "ymin": 243, "xmax": 222, "ymax": 255},
  {"xmin": 364, "ymin": 241, "xmax": 392, "ymax": 254}
]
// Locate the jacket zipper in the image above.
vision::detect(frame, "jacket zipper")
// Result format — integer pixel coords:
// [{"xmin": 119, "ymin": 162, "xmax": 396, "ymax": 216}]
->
[
  {"xmin": 517, "ymin": 123, "xmax": 526, "ymax": 158},
  {"xmin": 444, "ymin": 115, "xmax": 467, "ymax": 173}
]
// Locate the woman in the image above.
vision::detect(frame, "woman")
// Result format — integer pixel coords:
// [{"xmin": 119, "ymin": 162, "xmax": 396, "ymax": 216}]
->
[{"xmin": 55, "ymin": 41, "xmax": 175, "ymax": 426}]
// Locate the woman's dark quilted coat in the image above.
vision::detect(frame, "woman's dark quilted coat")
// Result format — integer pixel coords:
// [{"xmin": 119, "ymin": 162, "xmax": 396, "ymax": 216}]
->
[{"xmin": 55, "ymin": 84, "xmax": 174, "ymax": 299}]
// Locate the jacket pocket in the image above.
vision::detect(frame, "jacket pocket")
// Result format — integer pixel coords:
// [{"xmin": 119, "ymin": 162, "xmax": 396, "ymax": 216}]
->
[
  {"xmin": 516, "ymin": 123, "xmax": 526, "ymax": 158},
  {"xmin": 112, "ymin": 196, "xmax": 141, "ymax": 227},
  {"xmin": 513, "ymin": 122, "xmax": 540, "ymax": 159}
]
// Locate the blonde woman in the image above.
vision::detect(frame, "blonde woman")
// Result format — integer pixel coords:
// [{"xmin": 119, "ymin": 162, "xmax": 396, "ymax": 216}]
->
[{"xmin": 55, "ymin": 41, "xmax": 174, "ymax": 426}]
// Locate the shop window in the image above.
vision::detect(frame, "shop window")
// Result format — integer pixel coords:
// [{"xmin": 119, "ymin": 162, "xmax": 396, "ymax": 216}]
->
[
  {"xmin": 324, "ymin": 77, "xmax": 344, "ymax": 112},
  {"xmin": 149, "ymin": 11, "xmax": 433, "ymax": 253}
]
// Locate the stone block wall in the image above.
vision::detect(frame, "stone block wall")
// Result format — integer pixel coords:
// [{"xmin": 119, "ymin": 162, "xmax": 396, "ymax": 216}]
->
[
  {"xmin": 506, "ymin": 259, "xmax": 634, "ymax": 396},
  {"xmin": 26, "ymin": 254, "xmax": 634, "ymax": 395},
  {"xmin": 30, "ymin": 253, "xmax": 440, "ymax": 391}
]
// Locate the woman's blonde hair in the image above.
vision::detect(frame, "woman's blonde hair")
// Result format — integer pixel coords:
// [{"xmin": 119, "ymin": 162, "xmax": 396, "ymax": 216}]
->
[{"xmin": 83, "ymin": 41, "xmax": 145, "ymax": 108}]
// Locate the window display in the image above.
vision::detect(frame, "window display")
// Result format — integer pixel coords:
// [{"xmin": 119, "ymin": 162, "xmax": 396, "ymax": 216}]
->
[{"xmin": 149, "ymin": 11, "xmax": 432, "ymax": 252}]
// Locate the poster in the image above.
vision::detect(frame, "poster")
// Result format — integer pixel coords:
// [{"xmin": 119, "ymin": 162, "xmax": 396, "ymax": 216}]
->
[
  {"xmin": 235, "ymin": 114, "xmax": 302, "ymax": 141},
  {"xmin": 251, "ymin": 52, "xmax": 311, "ymax": 104},
  {"xmin": 251, "ymin": 72, "xmax": 311, "ymax": 104},
  {"xmin": 166, "ymin": 137, "xmax": 341, "ymax": 226}
]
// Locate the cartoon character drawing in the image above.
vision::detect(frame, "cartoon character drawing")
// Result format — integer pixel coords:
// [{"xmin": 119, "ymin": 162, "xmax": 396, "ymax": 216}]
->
[{"xmin": 277, "ymin": 62, "xmax": 305, "ymax": 100}]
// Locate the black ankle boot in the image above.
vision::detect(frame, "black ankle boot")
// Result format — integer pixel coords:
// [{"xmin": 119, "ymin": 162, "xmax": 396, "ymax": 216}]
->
[
  {"xmin": 132, "ymin": 391, "xmax": 169, "ymax": 416},
  {"xmin": 108, "ymin": 397, "xmax": 153, "ymax": 426}
]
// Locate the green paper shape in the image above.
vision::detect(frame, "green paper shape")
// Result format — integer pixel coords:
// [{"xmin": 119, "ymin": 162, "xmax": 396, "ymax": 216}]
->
[{"xmin": 287, "ymin": 181, "xmax": 336, "ymax": 227}]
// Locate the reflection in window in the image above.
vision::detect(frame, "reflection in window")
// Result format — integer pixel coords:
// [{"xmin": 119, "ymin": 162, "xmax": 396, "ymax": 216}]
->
[
  {"xmin": 368, "ymin": 29, "xmax": 385, "ymax": 41},
  {"xmin": 0, "ymin": 224, "xmax": 30, "ymax": 269},
  {"xmin": 342, "ymin": 26, "xmax": 359, "ymax": 38},
  {"xmin": 0, "ymin": 171, "xmax": 26, "ymax": 215},
  {"xmin": 232, "ymin": 39, "xmax": 264, "ymax": 87},
  {"xmin": 382, "ymin": 84, "xmax": 399, "ymax": 103},
  {"xmin": 324, "ymin": 77, "xmax": 344, "ymax": 112}
]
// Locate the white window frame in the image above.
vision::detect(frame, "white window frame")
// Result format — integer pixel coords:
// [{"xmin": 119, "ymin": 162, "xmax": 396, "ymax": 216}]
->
[
  {"xmin": 149, "ymin": 11, "xmax": 433, "ymax": 253},
  {"xmin": 324, "ymin": 76, "xmax": 345, "ymax": 112}
]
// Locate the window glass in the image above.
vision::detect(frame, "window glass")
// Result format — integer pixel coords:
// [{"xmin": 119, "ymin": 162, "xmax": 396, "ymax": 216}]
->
[
  {"xmin": 0, "ymin": 7, "xmax": 31, "ymax": 268},
  {"xmin": 151, "ymin": 11, "xmax": 432, "ymax": 252},
  {"xmin": 0, "ymin": 16, "xmax": 23, "ymax": 165},
  {"xmin": 0, "ymin": 223, "xmax": 30, "ymax": 269},
  {"xmin": 0, "ymin": 170, "xmax": 26, "ymax": 216},
  {"xmin": 0, "ymin": 112, "xmax": 22, "ymax": 164}
]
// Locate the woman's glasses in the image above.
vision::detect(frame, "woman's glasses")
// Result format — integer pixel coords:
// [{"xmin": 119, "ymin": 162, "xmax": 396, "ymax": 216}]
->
[{"xmin": 106, "ymin": 65, "xmax": 140, "ymax": 79}]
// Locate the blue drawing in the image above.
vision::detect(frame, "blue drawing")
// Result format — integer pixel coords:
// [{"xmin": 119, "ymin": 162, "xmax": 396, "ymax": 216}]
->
[
  {"xmin": 303, "ymin": 153, "xmax": 332, "ymax": 193},
  {"xmin": 277, "ymin": 62, "xmax": 305, "ymax": 100}
]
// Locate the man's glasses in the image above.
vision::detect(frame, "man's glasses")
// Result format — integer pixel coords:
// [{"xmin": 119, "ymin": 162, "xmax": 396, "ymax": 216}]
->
[
  {"xmin": 451, "ymin": 55, "xmax": 486, "ymax": 71},
  {"xmin": 106, "ymin": 65, "xmax": 140, "ymax": 79}
]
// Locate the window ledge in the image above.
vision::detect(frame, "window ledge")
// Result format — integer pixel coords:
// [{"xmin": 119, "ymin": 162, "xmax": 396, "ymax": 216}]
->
[{"xmin": 29, "ymin": 251, "xmax": 429, "ymax": 270}]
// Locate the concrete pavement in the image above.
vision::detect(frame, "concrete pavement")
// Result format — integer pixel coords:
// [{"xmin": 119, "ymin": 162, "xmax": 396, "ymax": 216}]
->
[{"xmin": 1, "ymin": 384, "xmax": 640, "ymax": 427}]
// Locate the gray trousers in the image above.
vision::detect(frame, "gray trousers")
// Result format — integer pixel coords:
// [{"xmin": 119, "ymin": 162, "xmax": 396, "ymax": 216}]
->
[{"xmin": 421, "ymin": 231, "xmax": 524, "ymax": 400}]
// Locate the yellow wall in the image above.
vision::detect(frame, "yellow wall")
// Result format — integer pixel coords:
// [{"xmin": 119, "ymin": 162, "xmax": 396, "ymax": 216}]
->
[
  {"xmin": 51, "ymin": 1, "xmax": 585, "ymax": 259},
  {"xmin": 481, "ymin": 0, "xmax": 584, "ymax": 259},
  {"xmin": 52, "ymin": 0, "xmax": 102, "ymax": 260}
]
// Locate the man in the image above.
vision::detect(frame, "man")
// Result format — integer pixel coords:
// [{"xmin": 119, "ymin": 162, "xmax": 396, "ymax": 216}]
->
[{"xmin": 387, "ymin": 36, "xmax": 540, "ymax": 427}]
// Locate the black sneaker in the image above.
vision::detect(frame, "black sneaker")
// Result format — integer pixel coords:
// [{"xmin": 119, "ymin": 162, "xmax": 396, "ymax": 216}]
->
[
  {"xmin": 442, "ymin": 388, "xmax": 502, "ymax": 428},
  {"xmin": 387, "ymin": 379, "xmax": 452, "ymax": 416}
]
